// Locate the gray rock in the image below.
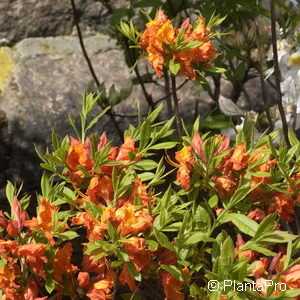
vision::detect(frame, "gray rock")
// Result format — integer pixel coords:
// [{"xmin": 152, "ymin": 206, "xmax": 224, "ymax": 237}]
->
[
  {"xmin": 0, "ymin": 35, "xmax": 205, "ymax": 185},
  {"xmin": 0, "ymin": 0, "xmax": 118, "ymax": 45},
  {"xmin": 0, "ymin": 35, "xmax": 131, "ymax": 184}
]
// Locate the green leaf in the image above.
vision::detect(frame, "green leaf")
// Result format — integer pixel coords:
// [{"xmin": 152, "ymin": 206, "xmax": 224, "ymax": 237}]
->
[
  {"xmin": 55, "ymin": 231, "xmax": 79, "ymax": 241},
  {"xmin": 5, "ymin": 181, "xmax": 15, "ymax": 206},
  {"xmin": 86, "ymin": 106, "xmax": 110, "ymax": 131},
  {"xmin": 194, "ymin": 205, "xmax": 211, "ymax": 232},
  {"xmin": 281, "ymin": 289, "xmax": 300, "ymax": 297},
  {"xmin": 169, "ymin": 59, "xmax": 181, "ymax": 75},
  {"xmin": 138, "ymin": 172, "xmax": 155, "ymax": 181},
  {"xmin": 219, "ymin": 213, "xmax": 258, "ymax": 237},
  {"xmin": 127, "ymin": 262, "xmax": 142, "ymax": 281},
  {"xmin": 153, "ymin": 228, "xmax": 174, "ymax": 251},
  {"xmin": 184, "ymin": 231, "xmax": 207, "ymax": 245},
  {"xmin": 176, "ymin": 40, "xmax": 203, "ymax": 51},
  {"xmin": 147, "ymin": 103, "xmax": 163, "ymax": 123},
  {"xmin": 149, "ymin": 142, "xmax": 178, "ymax": 150},
  {"xmin": 262, "ymin": 231, "xmax": 298, "ymax": 243},
  {"xmin": 134, "ymin": 159, "xmax": 158, "ymax": 170},
  {"xmin": 235, "ymin": 62, "xmax": 246, "ymax": 81},
  {"xmin": 288, "ymin": 128, "xmax": 299, "ymax": 147},
  {"xmin": 240, "ymin": 242, "xmax": 276, "ymax": 256},
  {"xmin": 160, "ymin": 264, "xmax": 182, "ymax": 279},
  {"xmin": 145, "ymin": 240, "xmax": 159, "ymax": 251},
  {"xmin": 227, "ymin": 183, "xmax": 259, "ymax": 209},
  {"xmin": 208, "ymin": 195, "xmax": 218, "ymax": 208},
  {"xmin": 220, "ymin": 236, "xmax": 234, "ymax": 278},
  {"xmin": 253, "ymin": 214, "xmax": 277, "ymax": 242},
  {"xmin": 45, "ymin": 278, "xmax": 56, "ymax": 294},
  {"xmin": 202, "ymin": 115, "xmax": 232, "ymax": 129},
  {"xmin": 203, "ymin": 66, "xmax": 227, "ymax": 73},
  {"xmin": 139, "ymin": 120, "xmax": 151, "ymax": 150}
]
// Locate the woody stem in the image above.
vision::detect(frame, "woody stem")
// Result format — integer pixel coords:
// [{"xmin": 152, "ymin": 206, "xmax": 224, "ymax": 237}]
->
[
  {"xmin": 270, "ymin": 0, "xmax": 290, "ymax": 147},
  {"xmin": 171, "ymin": 74, "xmax": 183, "ymax": 139}
]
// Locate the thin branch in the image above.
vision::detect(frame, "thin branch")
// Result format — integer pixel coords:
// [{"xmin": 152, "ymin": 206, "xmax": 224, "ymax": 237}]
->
[
  {"xmin": 228, "ymin": 59, "xmax": 250, "ymax": 104},
  {"xmin": 254, "ymin": 2, "xmax": 274, "ymax": 131},
  {"xmin": 134, "ymin": 66, "xmax": 155, "ymax": 109},
  {"xmin": 270, "ymin": 0, "xmax": 290, "ymax": 147},
  {"xmin": 99, "ymin": 0, "xmax": 113, "ymax": 13},
  {"xmin": 163, "ymin": 69, "xmax": 174, "ymax": 118},
  {"xmin": 70, "ymin": 0, "xmax": 123, "ymax": 140},
  {"xmin": 70, "ymin": 0, "xmax": 100, "ymax": 87},
  {"xmin": 171, "ymin": 74, "xmax": 183, "ymax": 138},
  {"xmin": 212, "ymin": 75, "xmax": 221, "ymax": 102},
  {"xmin": 125, "ymin": 40, "xmax": 155, "ymax": 109},
  {"xmin": 267, "ymin": 78, "xmax": 277, "ymax": 90},
  {"xmin": 113, "ymin": 112, "xmax": 147, "ymax": 118},
  {"xmin": 155, "ymin": 79, "xmax": 189, "ymax": 104}
]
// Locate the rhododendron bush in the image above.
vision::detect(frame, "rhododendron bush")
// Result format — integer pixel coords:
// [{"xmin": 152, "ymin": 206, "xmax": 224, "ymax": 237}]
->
[
  {"xmin": 0, "ymin": 95, "xmax": 300, "ymax": 300},
  {"xmin": 1, "ymin": 6, "xmax": 300, "ymax": 300}
]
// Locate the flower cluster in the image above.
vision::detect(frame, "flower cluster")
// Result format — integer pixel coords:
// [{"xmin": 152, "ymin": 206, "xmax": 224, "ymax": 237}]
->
[
  {"xmin": 1, "ymin": 95, "xmax": 300, "ymax": 300},
  {"xmin": 174, "ymin": 131, "xmax": 300, "ymax": 222},
  {"xmin": 139, "ymin": 9, "xmax": 218, "ymax": 79}
]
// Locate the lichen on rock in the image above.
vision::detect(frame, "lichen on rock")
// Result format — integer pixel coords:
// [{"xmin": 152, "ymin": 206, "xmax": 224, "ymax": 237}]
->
[{"xmin": 0, "ymin": 47, "xmax": 14, "ymax": 92}]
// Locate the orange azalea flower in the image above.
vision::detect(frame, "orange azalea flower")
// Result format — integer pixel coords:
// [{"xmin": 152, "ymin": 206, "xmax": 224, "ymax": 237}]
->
[
  {"xmin": 235, "ymin": 234, "xmax": 255, "ymax": 261},
  {"xmin": 229, "ymin": 143, "xmax": 248, "ymax": 171},
  {"xmin": 127, "ymin": 177, "xmax": 154, "ymax": 207},
  {"xmin": 115, "ymin": 204, "xmax": 153, "ymax": 236},
  {"xmin": 78, "ymin": 272, "xmax": 90, "ymax": 288},
  {"xmin": 0, "ymin": 240, "xmax": 19, "ymax": 263},
  {"xmin": 140, "ymin": 9, "xmax": 175, "ymax": 77},
  {"xmin": 85, "ymin": 175, "xmax": 114, "ymax": 205},
  {"xmin": 213, "ymin": 175, "xmax": 237, "ymax": 196},
  {"xmin": 11, "ymin": 196, "xmax": 25, "ymax": 234},
  {"xmin": 249, "ymin": 147, "xmax": 276, "ymax": 186},
  {"xmin": 119, "ymin": 264, "xmax": 136, "ymax": 291},
  {"xmin": 247, "ymin": 208, "xmax": 265, "ymax": 222},
  {"xmin": 252, "ymin": 257, "xmax": 268, "ymax": 277},
  {"xmin": 24, "ymin": 198, "xmax": 60, "ymax": 245},
  {"xmin": 268, "ymin": 193, "xmax": 295, "ymax": 222},
  {"xmin": 97, "ymin": 132, "xmax": 108, "ymax": 151},
  {"xmin": 73, "ymin": 212, "xmax": 103, "ymax": 240},
  {"xmin": 168, "ymin": 146, "xmax": 194, "ymax": 190},
  {"xmin": 275, "ymin": 255, "xmax": 286, "ymax": 273},
  {"xmin": 87, "ymin": 269, "xmax": 115, "ymax": 300},
  {"xmin": 192, "ymin": 132, "xmax": 230, "ymax": 164},
  {"xmin": 214, "ymin": 135, "xmax": 231, "ymax": 156},
  {"xmin": 4, "ymin": 197, "xmax": 26, "ymax": 237},
  {"xmin": 116, "ymin": 135, "xmax": 139, "ymax": 162},
  {"xmin": 192, "ymin": 131, "xmax": 206, "ymax": 162},
  {"xmin": 123, "ymin": 237, "xmax": 152, "ymax": 272},
  {"xmin": 67, "ymin": 136, "xmax": 94, "ymax": 171},
  {"xmin": 73, "ymin": 207, "xmax": 115, "ymax": 240},
  {"xmin": 0, "ymin": 264, "xmax": 20, "ymax": 299},
  {"xmin": 17, "ymin": 244, "xmax": 48, "ymax": 278},
  {"xmin": 280, "ymin": 264, "xmax": 300, "ymax": 289},
  {"xmin": 157, "ymin": 248, "xmax": 177, "ymax": 266},
  {"xmin": 65, "ymin": 136, "xmax": 94, "ymax": 183},
  {"xmin": 22, "ymin": 279, "xmax": 41, "ymax": 300},
  {"xmin": 173, "ymin": 17, "xmax": 218, "ymax": 80},
  {"xmin": 161, "ymin": 272, "xmax": 184, "ymax": 300},
  {"xmin": 139, "ymin": 10, "xmax": 218, "ymax": 80},
  {"xmin": 82, "ymin": 253, "xmax": 106, "ymax": 274},
  {"xmin": 53, "ymin": 242, "xmax": 78, "ymax": 284},
  {"xmin": 0, "ymin": 210, "xmax": 8, "ymax": 229}
]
